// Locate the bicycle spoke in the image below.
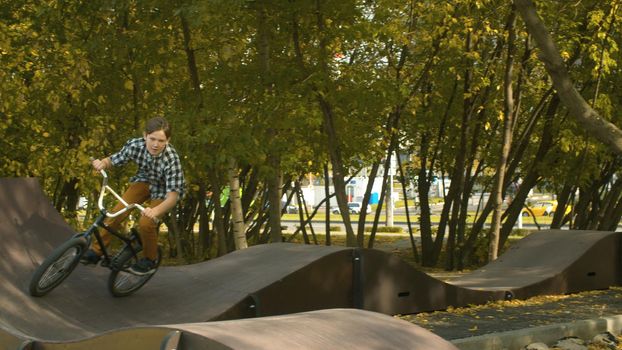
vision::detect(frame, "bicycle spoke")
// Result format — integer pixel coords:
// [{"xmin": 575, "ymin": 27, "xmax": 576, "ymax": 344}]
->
[
  {"xmin": 29, "ymin": 237, "xmax": 88, "ymax": 297},
  {"xmin": 38, "ymin": 248, "xmax": 78, "ymax": 288},
  {"xmin": 107, "ymin": 246, "xmax": 160, "ymax": 297},
  {"xmin": 113, "ymin": 271, "xmax": 146, "ymax": 292}
]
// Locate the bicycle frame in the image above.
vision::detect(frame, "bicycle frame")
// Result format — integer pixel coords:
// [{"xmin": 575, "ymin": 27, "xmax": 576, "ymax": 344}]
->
[{"xmin": 79, "ymin": 169, "xmax": 146, "ymax": 268}]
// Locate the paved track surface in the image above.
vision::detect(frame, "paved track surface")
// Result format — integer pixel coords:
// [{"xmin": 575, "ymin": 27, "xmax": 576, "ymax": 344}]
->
[
  {"xmin": 2, "ymin": 309, "xmax": 459, "ymax": 350},
  {"xmin": 408, "ymin": 287, "xmax": 622, "ymax": 340},
  {"xmin": 1, "ymin": 178, "xmax": 620, "ymax": 349}
]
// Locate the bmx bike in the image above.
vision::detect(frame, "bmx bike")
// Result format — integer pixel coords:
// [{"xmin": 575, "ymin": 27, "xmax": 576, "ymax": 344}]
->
[{"xmin": 28, "ymin": 169, "xmax": 162, "ymax": 297}]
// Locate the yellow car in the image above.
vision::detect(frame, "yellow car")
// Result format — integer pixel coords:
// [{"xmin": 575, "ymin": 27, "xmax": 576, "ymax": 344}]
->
[{"xmin": 521, "ymin": 200, "xmax": 570, "ymax": 217}]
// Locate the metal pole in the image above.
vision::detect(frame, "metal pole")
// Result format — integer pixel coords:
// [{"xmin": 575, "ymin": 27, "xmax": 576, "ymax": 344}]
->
[{"xmin": 386, "ymin": 156, "xmax": 394, "ymax": 227}]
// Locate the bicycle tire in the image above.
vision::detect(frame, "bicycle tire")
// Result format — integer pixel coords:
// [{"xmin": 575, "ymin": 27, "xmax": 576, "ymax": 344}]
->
[
  {"xmin": 28, "ymin": 237, "xmax": 87, "ymax": 297},
  {"xmin": 107, "ymin": 246, "xmax": 162, "ymax": 297}
]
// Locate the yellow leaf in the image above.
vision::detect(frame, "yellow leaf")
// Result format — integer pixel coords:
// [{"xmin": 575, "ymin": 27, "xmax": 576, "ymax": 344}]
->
[
  {"xmin": 124, "ymin": 80, "xmax": 134, "ymax": 90},
  {"xmin": 469, "ymin": 325, "xmax": 478, "ymax": 331}
]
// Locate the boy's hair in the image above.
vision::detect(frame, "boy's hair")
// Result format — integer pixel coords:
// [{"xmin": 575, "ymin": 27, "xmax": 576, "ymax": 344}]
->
[{"xmin": 144, "ymin": 117, "xmax": 171, "ymax": 138}]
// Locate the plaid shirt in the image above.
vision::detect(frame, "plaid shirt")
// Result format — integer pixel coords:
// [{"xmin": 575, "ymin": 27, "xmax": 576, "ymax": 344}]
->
[{"xmin": 110, "ymin": 138, "xmax": 185, "ymax": 199}]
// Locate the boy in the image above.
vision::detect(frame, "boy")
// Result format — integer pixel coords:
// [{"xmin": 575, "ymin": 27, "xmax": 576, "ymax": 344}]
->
[{"xmin": 82, "ymin": 117, "xmax": 185, "ymax": 275}]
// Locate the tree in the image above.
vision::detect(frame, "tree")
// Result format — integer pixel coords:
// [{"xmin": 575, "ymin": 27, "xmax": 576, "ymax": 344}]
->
[
  {"xmin": 514, "ymin": 0, "xmax": 622, "ymax": 155},
  {"xmin": 489, "ymin": 8, "xmax": 517, "ymax": 261}
]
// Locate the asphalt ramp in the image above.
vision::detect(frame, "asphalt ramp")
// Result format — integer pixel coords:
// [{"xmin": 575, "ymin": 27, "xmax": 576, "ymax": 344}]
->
[{"xmin": 1, "ymin": 178, "xmax": 620, "ymax": 349}]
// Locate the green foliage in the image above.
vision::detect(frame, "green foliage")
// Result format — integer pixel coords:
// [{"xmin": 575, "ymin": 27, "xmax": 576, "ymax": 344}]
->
[{"xmin": 3, "ymin": 0, "xmax": 622, "ymax": 262}]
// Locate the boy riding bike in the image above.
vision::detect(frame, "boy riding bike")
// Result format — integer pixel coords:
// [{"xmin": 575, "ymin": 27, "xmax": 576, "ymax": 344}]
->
[{"xmin": 82, "ymin": 117, "xmax": 185, "ymax": 275}]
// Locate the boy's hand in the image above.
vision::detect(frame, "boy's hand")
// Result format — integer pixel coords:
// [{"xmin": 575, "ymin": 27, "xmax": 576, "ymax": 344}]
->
[
  {"xmin": 142, "ymin": 207, "xmax": 159, "ymax": 221},
  {"xmin": 92, "ymin": 158, "xmax": 108, "ymax": 171}
]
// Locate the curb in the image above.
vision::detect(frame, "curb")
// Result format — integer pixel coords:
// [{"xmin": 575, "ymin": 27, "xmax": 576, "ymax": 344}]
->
[{"xmin": 451, "ymin": 315, "xmax": 622, "ymax": 350}]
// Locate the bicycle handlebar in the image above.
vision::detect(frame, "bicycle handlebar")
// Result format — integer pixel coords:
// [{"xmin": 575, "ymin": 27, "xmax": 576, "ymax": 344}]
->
[{"xmin": 96, "ymin": 168, "xmax": 146, "ymax": 218}]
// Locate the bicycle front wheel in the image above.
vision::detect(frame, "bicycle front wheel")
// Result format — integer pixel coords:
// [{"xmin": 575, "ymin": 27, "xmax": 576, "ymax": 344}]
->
[
  {"xmin": 28, "ymin": 237, "xmax": 87, "ymax": 297},
  {"xmin": 107, "ymin": 246, "xmax": 162, "ymax": 297}
]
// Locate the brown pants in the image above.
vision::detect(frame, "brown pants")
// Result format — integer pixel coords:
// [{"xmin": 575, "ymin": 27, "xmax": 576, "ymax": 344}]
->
[{"xmin": 91, "ymin": 182, "xmax": 162, "ymax": 260}]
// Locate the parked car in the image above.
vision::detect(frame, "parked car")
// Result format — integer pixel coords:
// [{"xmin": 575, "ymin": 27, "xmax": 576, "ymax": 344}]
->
[
  {"xmin": 347, "ymin": 202, "xmax": 371, "ymax": 214},
  {"xmin": 330, "ymin": 202, "xmax": 373, "ymax": 214},
  {"xmin": 521, "ymin": 200, "xmax": 571, "ymax": 217},
  {"xmin": 285, "ymin": 205, "xmax": 298, "ymax": 214}
]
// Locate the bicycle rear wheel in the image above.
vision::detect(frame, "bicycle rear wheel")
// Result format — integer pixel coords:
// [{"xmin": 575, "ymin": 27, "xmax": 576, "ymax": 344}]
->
[
  {"xmin": 29, "ymin": 237, "xmax": 87, "ymax": 297},
  {"xmin": 107, "ymin": 246, "xmax": 162, "ymax": 297}
]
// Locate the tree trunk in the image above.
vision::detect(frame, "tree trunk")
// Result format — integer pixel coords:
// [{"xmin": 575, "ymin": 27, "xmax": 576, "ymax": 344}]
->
[
  {"xmin": 298, "ymin": 182, "xmax": 318, "ymax": 244},
  {"xmin": 514, "ymin": 0, "xmax": 622, "ymax": 155},
  {"xmin": 445, "ymin": 30, "xmax": 474, "ymax": 270},
  {"xmin": 417, "ymin": 132, "xmax": 435, "ymax": 265},
  {"xmin": 317, "ymin": 96, "xmax": 357, "ymax": 247},
  {"xmin": 324, "ymin": 164, "xmax": 332, "ymax": 246},
  {"xmin": 241, "ymin": 166, "xmax": 260, "ymax": 215},
  {"xmin": 419, "ymin": 78, "xmax": 457, "ymax": 267},
  {"xmin": 489, "ymin": 9, "xmax": 517, "ymax": 261},
  {"xmin": 598, "ymin": 176, "xmax": 622, "ymax": 230},
  {"xmin": 368, "ymin": 153, "xmax": 393, "ymax": 249},
  {"xmin": 396, "ymin": 147, "xmax": 419, "ymax": 263},
  {"xmin": 166, "ymin": 207, "xmax": 184, "ymax": 259},
  {"xmin": 367, "ymin": 108, "xmax": 401, "ymax": 250},
  {"xmin": 267, "ymin": 157, "xmax": 283, "ymax": 243},
  {"xmin": 291, "ymin": 2, "xmax": 356, "ymax": 246},
  {"xmin": 55, "ymin": 177, "xmax": 80, "ymax": 215},
  {"xmin": 603, "ymin": 185, "xmax": 622, "ymax": 231},
  {"xmin": 180, "ymin": 14, "xmax": 203, "ymax": 109},
  {"xmin": 197, "ymin": 182, "xmax": 211, "ymax": 257},
  {"xmin": 498, "ymin": 96, "xmax": 560, "ymax": 247},
  {"xmin": 357, "ymin": 161, "xmax": 380, "ymax": 247},
  {"xmin": 256, "ymin": 1, "xmax": 283, "ymax": 244},
  {"xmin": 208, "ymin": 170, "xmax": 228, "ymax": 256},
  {"xmin": 295, "ymin": 181, "xmax": 310, "ymax": 244},
  {"xmin": 551, "ymin": 183, "xmax": 573, "ymax": 229},
  {"xmin": 228, "ymin": 157, "xmax": 247, "ymax": 250}
]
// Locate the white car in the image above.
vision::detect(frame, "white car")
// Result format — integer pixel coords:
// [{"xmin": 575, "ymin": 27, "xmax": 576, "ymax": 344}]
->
[
  {"xmin": 331, "ymin": 202, "xmax": 372, "ymax": 214},
  {"xmin": 347, "ymin": 202, "xmax": 371, "ymax": 214}
]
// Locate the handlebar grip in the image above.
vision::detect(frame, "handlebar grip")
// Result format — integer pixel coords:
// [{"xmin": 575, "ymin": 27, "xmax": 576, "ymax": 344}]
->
[{"xmin": 90, "ymin": 157, "xmax": 108, "ymax": 178}]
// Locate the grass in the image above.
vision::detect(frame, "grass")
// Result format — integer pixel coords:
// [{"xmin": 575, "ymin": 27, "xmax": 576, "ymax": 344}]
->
[
  {"xmin": 285, "ymin": 232, "xmax": 402, "ymax": 247},
  {"xmin": 281, "ymin": 212, "xmax": 555, "ymax": 225}
]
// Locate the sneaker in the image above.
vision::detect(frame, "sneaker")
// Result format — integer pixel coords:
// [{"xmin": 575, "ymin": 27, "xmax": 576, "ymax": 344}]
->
[
  {"xmin": 80, "ymin": 249, "xmax": 101, "ymax": 265},
  {"xmin": 128, "ymin": 258, "xmax": 156, "ymax": 276}
]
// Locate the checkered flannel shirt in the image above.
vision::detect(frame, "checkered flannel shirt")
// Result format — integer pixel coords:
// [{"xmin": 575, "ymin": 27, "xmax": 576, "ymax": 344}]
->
[{"xmin": 110, "ymin": 138, "xmax": 185, "ymax": 199}]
